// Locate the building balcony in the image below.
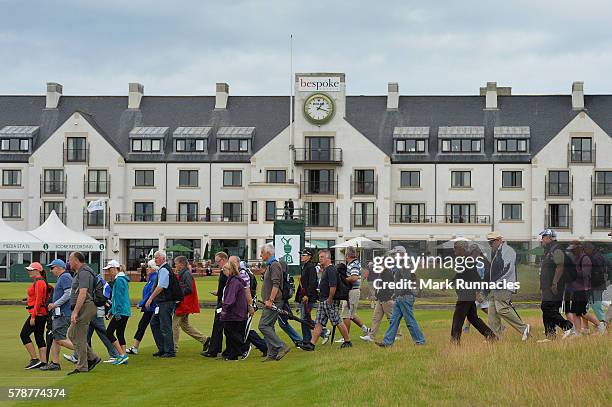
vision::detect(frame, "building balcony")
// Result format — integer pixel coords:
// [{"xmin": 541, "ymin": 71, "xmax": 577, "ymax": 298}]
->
[
  {"xmin": 115, "ymin": 213, "xmax": 247, "ymax": 223},
  {"xmin": 545, "ymin": 179, "xmax": 573, "ymax": 199},
  {"xmin": 350, "ymin": 210, "xmax": 377, "ymax": 230},
  {"xmin": 40, "ymin": 179, "xmax": 67, "ymax": 197},
  {"xmin": 350, "ymin": 176, "xmax": 378, "ymax": 197},
  {"xmin": 591, "ymin": 216, "xmax": 612, "ymax": 231},
  {"xmin": 63, "ymin": 145, "xmax": 89, "ymax": 164},
  {"xmin": 591, "ymin": 181, "xmax": 612, "ymax": 198},
  {"xmin": 304, "ymin": 211, "xmax": 338, "ymax": 229},
  {"xmin": 84, "ymin": 179, "xmax": 111, "ymax": 196},
  {"xmin": 293, "ymin": 148, "xmax": 343, "ymax": 165},
  {"xmin": 299, "ymin": 180, "xmax": 338, "ymax": 197},
  {"xmin": 389, "ymin": 214, "xmax": 491, "ymax": 225},
  {"xmin": 83, "ymin": 209, "xmax": 110, "ymax": 229},
  {"xmin": 544, "ymin": 211, "xmax": 573, "ymax": 232}
]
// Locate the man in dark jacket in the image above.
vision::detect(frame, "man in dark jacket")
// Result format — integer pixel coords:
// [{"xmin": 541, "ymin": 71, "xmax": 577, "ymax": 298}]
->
[
  {"xmin": 296, "ymin": 249, "xmax": 318, "ymax": 343},
  {"xmin": 202, "ymin": 252, "xmax": 229, "ymax": 358},
  {"xmin": 146, "ymin": 251, "xmax": 176, "ymax": 358},
  {"xmin": 450, "ymin": 242, "xmax": 496, "ymax": 344}
]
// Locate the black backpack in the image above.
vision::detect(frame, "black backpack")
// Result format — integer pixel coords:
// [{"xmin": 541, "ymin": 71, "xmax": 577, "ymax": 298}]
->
[
  {"xmin": 333, "ymin": 263, "xmax": 350, "ymax": 301},
  {"xmin": 87, "ymin": 269, "xmax": 107, "ymax": 307},
  {"xmin": 166, "ymin": 266, "xmax": 185, "ymax": 303},
  {"xmin": 279, "ymin": 261, "xmax": 295, "ymax": 302}
]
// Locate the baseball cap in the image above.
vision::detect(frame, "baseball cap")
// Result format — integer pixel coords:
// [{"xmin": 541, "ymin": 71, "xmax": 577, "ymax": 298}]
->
[
  {"xmin": 46, "ymin": 259, "xmax": 66, "ymax": 269},
  {"xmin": 25, "ymin": 262, "xmax": 43, "ymax": 272},
  {"xmin": 102, "ymin": 259, "xmax": 121, "ymax": 270},
  {"xmin": 299, "ymin": 248, "xmax": 314, "ymax": 256},
  {"xmin": 486, "ymin": 231, "xmax": 503, "ymax": 240},
  {"xmin": 539, "ymin": 229, "xmax": 557, "ymax": 238}
]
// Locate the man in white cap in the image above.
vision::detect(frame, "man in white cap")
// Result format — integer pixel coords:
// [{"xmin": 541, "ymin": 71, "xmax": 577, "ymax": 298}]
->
[{"xmin": 486, "ymin": 231, "xmax": 530, "ymax": 341}]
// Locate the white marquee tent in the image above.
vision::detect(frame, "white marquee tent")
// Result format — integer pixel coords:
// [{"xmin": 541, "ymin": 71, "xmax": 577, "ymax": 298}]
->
[
  {"xmin": 29, "ymin": 211, "xmax": 104, "ymax": 252},
  {"xmin": 0, "ymin": 216, "xmax": 44, "ymax": 251}
]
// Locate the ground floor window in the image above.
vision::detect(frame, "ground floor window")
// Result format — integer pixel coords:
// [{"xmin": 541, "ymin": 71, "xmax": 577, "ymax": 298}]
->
[
  {"xmin": 211, "ymin": 239, "xmax": 247, "ymax": 259},
  {"xmin": 127, "ymin": 239, "xmax": 159, "ymax": 271},
  {"xmin": 166, "ymin": 238, "xmax": 202, "ymax": 262}
]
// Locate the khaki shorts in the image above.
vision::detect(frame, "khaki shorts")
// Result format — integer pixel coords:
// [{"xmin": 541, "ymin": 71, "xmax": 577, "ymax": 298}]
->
[{"xmin": 341, "ymin": 289, "xmax": 361, "ymax": 319}]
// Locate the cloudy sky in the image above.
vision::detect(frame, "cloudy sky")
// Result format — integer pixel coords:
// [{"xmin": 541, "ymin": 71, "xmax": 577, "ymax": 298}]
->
[{"xmin": 1, "ymin": 0, "xmax": 611, "ymax": 96}]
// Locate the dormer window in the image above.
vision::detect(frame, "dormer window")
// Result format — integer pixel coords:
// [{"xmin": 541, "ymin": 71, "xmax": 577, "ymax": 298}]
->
[
  {"xmin": 393, "ymin": 127, "xmax": 428, "ymax": 154},
  {"xmin": 0, "ymin": 126, "xmax": 38, "ymax": 153},
  {"xmin": 439, "ymin": 126, "xmax": 484, "ymax": 153},
  {"xmin": 494, "ymin": 127, "xmax": 530, "ymax": 154},
  {"xmin": 217, "ymin": 127, "xmax": 254, "ymax": 153},
  {"xmin": 173, "ymin": 127, "xmax": 211, "ymax": 153},
  {"xmin": 129, "ymin": 127, "xmax": 168, "ymax": 153}
]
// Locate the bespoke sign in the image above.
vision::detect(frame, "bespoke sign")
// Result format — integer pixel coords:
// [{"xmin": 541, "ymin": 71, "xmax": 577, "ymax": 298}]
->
[{"xmin": 298, "ymin": 76, "xmax": 341, "ymax": 92}]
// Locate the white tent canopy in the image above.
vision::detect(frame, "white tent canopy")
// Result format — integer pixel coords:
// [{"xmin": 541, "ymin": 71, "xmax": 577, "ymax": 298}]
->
[
  {"xmin": 0, "ymin": 217, "xmax": 44, "ymax": 251},
  {"xmin": 30, "ymin": 211, "xmax": 103, "ymax": 252},
  {"xmin": 331, "ymin": 237, "xmax": 384, "ymax": 249}
]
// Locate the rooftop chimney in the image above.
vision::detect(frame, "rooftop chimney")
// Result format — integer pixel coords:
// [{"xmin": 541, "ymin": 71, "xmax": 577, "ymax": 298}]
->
[
  {"xmin": 485, "ymin": 82, "xmax": 498, "ymax": 109},
  {"xmin": 572, "ymin": 81, "xmax": 584, "ymax": 110},
  {"xmin": 46, "ymin": 82, "xmax": 62, "ymax": 109},
  {"xmin": 128, "ymin": 82, "xmax": 144, "ymax": 109},
  {"xmin": 387, "ymin": 82, "xmax": 399, "ymax": 110},
  {"xmin": 215, "ymin": 83, "xmax": 229, "ymax": 109}
]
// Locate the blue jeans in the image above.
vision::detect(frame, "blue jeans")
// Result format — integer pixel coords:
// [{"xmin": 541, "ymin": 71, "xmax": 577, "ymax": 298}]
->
[
  {"xmin": 300, "ymin": 303, "xmax": 313, "ymax": 343},
  {"xmin": 151, "ymin": 302, "xmax": 176, "ymax": 355},
  {"xmin": 277, "ymin": 302, "xmax": 302, "ymax": 344},
  {"xmin": 383, "ymin": 294, "xmax": 425, "ymax": 345}
]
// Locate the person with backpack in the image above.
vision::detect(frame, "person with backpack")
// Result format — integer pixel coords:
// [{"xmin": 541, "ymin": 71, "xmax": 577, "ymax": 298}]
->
[
  {"xmin": 146, "ymin": 250, "xmax": 183, "ymax": 358},
  {"xmin": 103, "ymin": 260, "xmax": 130, "ymax": 365},
  {"xmin": 376, "ymin": 246, "xmax": 425, "ymax": 347},
  {"xmin": 336, "ymin": 247, "xmax": 369, "ymax": 343},
  {"xmin": 127, "ymin": 260, "xmax": 159, "ymax": 355},
  {"xmin": 299, "ymin": 249, "xmax": 352, "ymax": 351},
  {"xmin": 66, "ymin": 252, "xmax": 101, "ymax": 375},
  {"xmin": 40, "ymin": 259, "xmax": 74, "ymax": 371},
  {"xmin": 259, "ymin": 243, "xmax": 291, "ymax": 361},
  {"xmin": 21, "ymin": 262, "xmax": 50, "ymax": 370},
  {"xmin": 296, "ymin": 248, "xmax": 318, "ymax": 344},
  {"xmin": 173, "ymin": 256, "xmax": 210, "ymax": 354},
  {"xmin": 583, "ymin": 243, "xmax": 608, "ymax": 334},
  {"xmin": 276, "ymin": 258, "xmax": 303, "ymax": 347},
  {"xmin": 220, "ymin": 260, "xmax": 248, "ymax": 360},
  {"xmin": 564, "ymin": 241, "xmax": 603, "ymax": 337}
]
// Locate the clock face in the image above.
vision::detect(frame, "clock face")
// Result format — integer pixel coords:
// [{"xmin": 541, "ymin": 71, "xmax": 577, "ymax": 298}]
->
[{"xmin": 304, "ymin": 93, "xmax": 335, "ymax": 125}]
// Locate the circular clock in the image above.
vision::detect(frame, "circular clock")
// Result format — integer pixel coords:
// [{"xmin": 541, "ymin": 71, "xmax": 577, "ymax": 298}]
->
[{"xmin": 304, "ymin": 93, "xmax": 335, "ymax": 125}]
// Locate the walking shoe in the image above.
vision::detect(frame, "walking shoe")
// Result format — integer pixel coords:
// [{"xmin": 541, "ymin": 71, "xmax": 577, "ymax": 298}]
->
[
  {"xmin": 201, "ymin": 351, "xmax": 217, "ymax": 358},
  {"xmin": 40, "ymin": 362, "xmax": 61, "ymax": 371},
  {"xmin": 361, "ymin": 325, "xmax": 369, "ymax": 335},
  {"xmin": 63, "ymin": 354, "xmax": 77, "ymax": 364},
  {"xmin": 152, "ymin": 352, "xmax": 163, "ymax": 357},
  {"xmin": 340, "ymin": 341, "xmax": 353, "ymax": 349},
  {"xmin": 298, "ymin": 342, "xmax": 315, "ymax": 351},
  {"xmin": 25, "ymin": 359, "xmax": 42, "ymax": 370},
  {"xmin": 67, "ymin": 369, "xmax": 82, "ymax": 376},
  {"xmin": 103, "ymin": 358, "xmax": 117, "ymax": 363},
  {"xmin": 112, "ymin": 355, "xmax": 129, "ymax": 365},
  {"xmin": 562, "ymin": 328, "xmax": 574, "ymax": 339},
  {"xmin": 160, "ymin": 353, "xmax": 176, "ymax": 358},
  {"xmin": 126, "ymin": 347, "xmax": 139, "ymax": 355},
  {"xmin": 375, "ymin": 341, "xmax": 390, "ymax": 348},
  {"xmin": 202, "ymin": 337, "xmax": 211, "ymax": 353},
  {"xmin": 275, "ymin": 346, "xmax": 291, "ymax": 360},
  {"xmin": 597, "ymin": 321, "xmax": 607, "ymax": 335},
  {"xmin": 334, "ymin": 338, "xmax": 345, "ymax": 343},
  {"xmin": 321, "ymin": 331, "xmax": 330, "ymax": 345},
  {"xmin": 240, "ymin": 345, "xmax": 252, "ymax": 360},
  {"xmin": 359, "ymin": 334, "xmax": 373, "ymax": 342},
  {"xmin": 522, "ymin": 324, "xmax": 531, "ymax": 341},
  {"xmin": 87, "ymin": 357, "xmax": 101, "ymax": 372}
]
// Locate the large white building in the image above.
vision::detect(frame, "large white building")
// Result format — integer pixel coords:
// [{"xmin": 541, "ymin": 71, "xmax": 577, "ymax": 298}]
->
[{"xmin": 1, "ymin": 74, "xmax": 611, "ymax": 275}]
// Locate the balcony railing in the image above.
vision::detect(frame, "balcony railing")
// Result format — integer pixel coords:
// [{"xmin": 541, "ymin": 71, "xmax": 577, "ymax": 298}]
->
[
  {"xmin": 568, "ymin": 143, "xmax": 595, "ymax": 164},
  {"xmin": 293, "ymin": 148, "xmax": 343, "ymax": 165},
  {"xmin": 591, "ymin": 179, "xmax": 612, "ymax": 198},
  {"xmin": 389, "ymin": 214, "xmax": 491, "ymax": 225},
  {"xmin": 350, "ymin": 209, "xmax": 377, "ymax": 230},
  {"xmin": 84, "ymin": 177, "xmax": 111, "ymax": 196},
  {"xmin": 545, "ymin": 178, "xmax": 573, "ymax": 198},
  {"xmin": 545, "ymin": 210, "xmax": 573, "ymax": 231},
  {"xmin": 274, "ymin": 207, "xmax": 305, "ymax": 221},
  {"xmin": 83, "ymin": 209, "xmax": 110, "ymax": 229},
  {"xmin": 300, "ymin": 180, "xmax": 338, "ymax": 197},
  {"xmin": 63, "ymin": 144, "xmax": 89, "ymax": 164},
  {"xmin": 304, "ymin": 211, "xmax": 338, "ymax": 229},
  {"xmin": 40, "ymin": 178, "xmax": 67, "ymax": 197},
  {"xmin": 115, "ymin": 213, "xmax": 247, "ymax": 223},
  {"xmin": 350, "ymin": 175, "xmax": 378, "ymax": 197},
  {"xmin": 40, "ymin": 210, "xmax": 66, "ymax": 225}
]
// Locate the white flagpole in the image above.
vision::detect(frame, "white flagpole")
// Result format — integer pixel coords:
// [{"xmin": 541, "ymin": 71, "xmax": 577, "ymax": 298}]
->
[{"xmin": 289, "ymin": 34, "xmax": 294, "ymax": 183}]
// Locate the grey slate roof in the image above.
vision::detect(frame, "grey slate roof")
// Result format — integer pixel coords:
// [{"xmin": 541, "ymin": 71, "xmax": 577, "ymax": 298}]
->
[{"xmin": 1, "ymin": 93, "xmax": 612, "ymax": 163}]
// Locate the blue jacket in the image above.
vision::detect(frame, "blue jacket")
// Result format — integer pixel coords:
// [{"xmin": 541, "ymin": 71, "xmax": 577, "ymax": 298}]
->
[
  {"xmin": 110, "ymin": 273, "xmax": 131, "ymax": 317},
  {"xmin": 138, "ymin": 271, "xmax": 158, "ymax": 311}
]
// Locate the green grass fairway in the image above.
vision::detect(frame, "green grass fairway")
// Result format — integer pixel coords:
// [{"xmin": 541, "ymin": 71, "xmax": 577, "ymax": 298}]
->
[{"xmin": 0, "ymin": 304, "xmax": 610, "ymax": 406}]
